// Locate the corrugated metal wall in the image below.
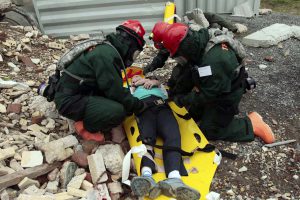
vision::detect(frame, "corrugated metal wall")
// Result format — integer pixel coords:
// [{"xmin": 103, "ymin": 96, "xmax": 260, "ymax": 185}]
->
[
  {"xmin": 33, "ymin": 0, "xmax": 260, "ymax": 37},
  {"xmin": 175, "ymin": 0, "xmax": 260, "ymax": 17},
  {"xmin": 33, "ymin": 0, "xmax": 169, "ymax": 37}
]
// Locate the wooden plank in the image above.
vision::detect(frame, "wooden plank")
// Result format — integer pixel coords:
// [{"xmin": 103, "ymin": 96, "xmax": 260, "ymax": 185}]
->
[{"xmin": 0, "ymin": 162, "xmax": 61, "ymax": 190}]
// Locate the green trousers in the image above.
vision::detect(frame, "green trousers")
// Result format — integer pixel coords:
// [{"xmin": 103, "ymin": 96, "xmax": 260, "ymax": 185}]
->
[{"xmin": 189, "ymin": 89, "xmax": 254, "ymax": 142}]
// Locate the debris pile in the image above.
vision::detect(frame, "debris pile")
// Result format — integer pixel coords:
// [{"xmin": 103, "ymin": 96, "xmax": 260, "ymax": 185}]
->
[{"xmin": 0, "ymin": 22, "xmax": 137, "ymax": 200}]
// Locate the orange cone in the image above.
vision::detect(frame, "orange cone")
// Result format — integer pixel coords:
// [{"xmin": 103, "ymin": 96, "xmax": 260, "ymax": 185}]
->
[
  {"xmin": 248, "ymin": 112, "xmax": 275, "ymax": 144},
  {"xmin": 74, "ymin": 121, "xmax": 105, "ymax": 142}
]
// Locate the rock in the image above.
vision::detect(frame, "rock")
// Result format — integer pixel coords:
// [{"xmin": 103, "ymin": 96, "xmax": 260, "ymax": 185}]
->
[
  {"xmin": 284, "ymin": 49, "xmax": 290, "ymax": 57},
  {"xmin": 82, "ymin": 140, "xmax": 99, "ymax": 154},
  {"xmin": 74, "ymin": 168, "xmax": 86, "ymax": 176},
  {"xmin": 0, "ymin": 78, "xmax": 30, "ymax": 91},
  {"xmin": 111, "ymin": 125, "xmax": 126, "ymax": 143},
  {"xmin": 0, "ymin": 167, "xmax": 16, "ymax": 175},
  {"xmin": 17, "ymin": 194, "xmax": 54, "ymax": 200},
  {"xmin": 0, "ymin": 190, "xmax": 9, "ymax": 200},
  {"xmin": 67, "ymin": 187, "xmax": 87, "ymax": 198},
  {"xmin": 60, "ymin": 161, "xmax": 78, "ymax": 188},
  {"xmin": 31, "ymin": 115, "xmax": 45, "ymax": 124},
  {"xmin": 238, "ymin": 166, "xmax": 248, "ymax": 172},
  {"xmin": 0, "ymin": 147, "xmax": 16, "ymax": 161},
  {"xmin": 28, "ymin": 124, "xmax": 48, "ymax": 134},
  {"xmin": 264, "ymin": 56, "xmax": 274, "ymax": 62},
  {"xmin": 235, "ymin": 23, "xmax": 248, "ymax": 34},
  {"xmin": 293, "ymin": 175, "xmax": 299, "ymax": 180},
  {"xmin": 6, "ymin": 103, "xmax": 22, "ymax": 114},
  {"xmin": 96, "ymin": 144, "xmax": 124, "ymax": 175},
  {"xmin": 0, "ymin": 54, "xmax": 3, "ymax": 62},
  {"xmin": 45, "ymin": 118, "xmax": 55, "ymax": 129},
  {"xmin": 46, "ymin": 181, "xmax": 59, "ymax": 193},
  {"xmin": 48, "ymin": 42, "xmax": 65, "ymax": 50},
  {"xmin": 81, "ymin": 180, "xmax": 93, "ymax": 191},
  {"xmin": 70, "ymin": 34, "xmax": 90, "ymax": 41},
  {"xmin": 47, "ymin": 168, "xmax": 59, "ymax": 181},
  {"xmin": 54, "ymin": 192, "xmax": 75, "ymax": 200},
  {"xmin": 9, "ymin": 159, "xmax": 24, "ymax": 171},
  {"xmin": 18, "ymin": 177, "xmax": 40, "ymax": 190},
  {"xmin": 206, "ymin": 191, "xmax": 220, "ymax": 200},
  {"xmin": 108, "ymin": 182, "xmax": 123, "ymax": 195},
  {"xmin": 0, "ymin": 103, "xmax": 7, "ymax": 113},
  {"xmin": 71, "ymin": 151, "xmax": 88, "ymax": 168},
  {"xmin": 23, "ymin": 45, "xmax": 32, "ymax": 53},
  {"xmin": 67, "ymin": 173, "xmax": 86, "ymax": 189},
  {"xmin": 19, "ymin": 55, "xmax": 36, "ymax": 68},
  {"xmin": 272, "ymin": 119, "xmax": 278, "ymax": 125},
  {"xmin": 259, "ymin": 8, "xmax": 272, "ymax": 15},
  {"xmin": 226, "ymin": 189, "xmax": 235, "ymax": 196},
  {"xmin": 259, "ymin": 64, "xmax": 268, "ymax": 70},
  {"xmin": 21, "ymin": 151, "xmax": 43, "ymax": 168},
  {"xmin": 31, "ymin": 58, "xmax": 40, "ymax": 64},
  {"xmin": 87, "ymin": 151, "xmax": 107, "ymax": 184},
  {"xmin": 8, "ymin": 62, "xmax": 17, "ymax": 69},
  {"xmin": 23, "ymin": 185, "xmax": 46, "ymax": 195}
]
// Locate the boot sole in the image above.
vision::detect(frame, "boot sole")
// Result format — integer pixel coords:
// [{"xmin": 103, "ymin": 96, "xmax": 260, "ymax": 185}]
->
[
  {"xmin": 131, "ymin": 177, "xmax": 152, "ymax": 197},
  {"xmin": 177, "ymin": 186, "xmax": 201, "ymax": 200}
]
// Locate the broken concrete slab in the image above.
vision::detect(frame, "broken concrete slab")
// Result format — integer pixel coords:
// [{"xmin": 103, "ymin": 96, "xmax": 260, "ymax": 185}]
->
[
  {"xmin": 21, "ymin": 151, "xmax": 43, "ymax": 168},
  {"xmin": 0, "ymin": 147, "xmax": 16, "ymax": 161},
  {"xmin": 18, "ymin": 177, "xmax": 40, "ymax": 190},
  {"xmin": 291, "ymin": 25, "xmax": 300, "ymax": 40},
  {"xmin": 23, "ymin": 185, "xmax": 45, "ymax": 195},
  {"xmin": 243, "ymin": 23, "xmax": 299, "ymax": 47},
  {"xmin": 87, "ymin": 151, "xmax": 107, "ymax": 184}
]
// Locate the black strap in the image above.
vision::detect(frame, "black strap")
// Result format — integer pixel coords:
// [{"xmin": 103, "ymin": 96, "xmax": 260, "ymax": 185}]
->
[
  {"xmin": 143, "ymin": 141, "xmax": 237, "ymax": 160},
  {"xmin": 231, "ymin": 66, "xmax": 246, "ymax": 91}
]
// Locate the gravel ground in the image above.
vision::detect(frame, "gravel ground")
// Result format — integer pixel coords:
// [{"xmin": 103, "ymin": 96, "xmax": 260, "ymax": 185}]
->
[{"xmin": 0, "ymin": 12, "xmax": 299, "ymax": 200}]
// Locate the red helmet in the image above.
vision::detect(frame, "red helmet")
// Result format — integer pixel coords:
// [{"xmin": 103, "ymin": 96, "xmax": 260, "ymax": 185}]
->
[
  {"xmin": 151, "ymin": 22, "xmax": 170, "ymax": 49},
  {"xmin": 117, "ymin": 20, "xmax": 146, "ymax": 48},
  {"xmin": 162, "ymin": 23, "xmax": 189, "ymax": 57}
]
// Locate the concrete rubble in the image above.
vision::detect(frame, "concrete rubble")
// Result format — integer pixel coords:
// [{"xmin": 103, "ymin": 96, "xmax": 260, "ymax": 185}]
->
[{"xmin": 0, "ymin": 23, "xmax": 135, "ymax": 199}]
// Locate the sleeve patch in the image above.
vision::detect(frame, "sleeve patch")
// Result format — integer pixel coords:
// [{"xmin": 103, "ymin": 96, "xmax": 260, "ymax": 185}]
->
[{"xmin": 198, "ymin": 66, "xmax": 212, "ymax": 77}]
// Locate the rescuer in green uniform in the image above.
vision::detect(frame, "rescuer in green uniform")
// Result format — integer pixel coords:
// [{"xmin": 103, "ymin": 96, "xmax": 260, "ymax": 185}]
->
[
  {"xmin": 152, "ymin": 22, "xmax": 275, "ymax": 144},
  {"xmin": 54, "ymin": 20, "xmax": 147, "ymax": 142}
]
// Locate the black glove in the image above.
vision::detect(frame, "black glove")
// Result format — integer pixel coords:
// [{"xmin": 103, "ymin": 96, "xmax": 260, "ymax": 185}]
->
[
  {"xmin": 169, "ymin": 94, "xmax": 185, "ymax": 108},
  {"xmin": 134, "ymin": 102, "xmax": 148, "ymax": 116}
]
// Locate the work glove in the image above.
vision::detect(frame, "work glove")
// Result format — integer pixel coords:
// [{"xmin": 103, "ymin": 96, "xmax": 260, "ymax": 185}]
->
[{"xmin": 169, "ymin": 94, "xmax": 185, "ymax": 108}]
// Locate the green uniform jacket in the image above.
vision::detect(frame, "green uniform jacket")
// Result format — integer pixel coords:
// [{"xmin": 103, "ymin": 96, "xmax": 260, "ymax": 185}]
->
[{"xmin": 55, "ymin": 33, "xmax": 143, "ymax": 118}]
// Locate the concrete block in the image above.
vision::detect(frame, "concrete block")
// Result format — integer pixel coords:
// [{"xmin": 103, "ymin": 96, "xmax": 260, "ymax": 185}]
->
[
  {"xmin": 59, "ymin": 135, "xmax": 79, "ymax": 149},
  {"xmin": 67, "ymin": 187, "xmax": 87, "ymax": 198},
  {"xmin": 0, "ymin": 147, "xmax": 16, "ymax": 161},
  {"xmin": 18, "ymin": 177, "xmax": 40, "ymax": 190},
  {"xmin": 23, "ymin": 185, "xmax": 46, "ymax": 195},
  {"xmin": 47, "ymin": 168, "xmax": 59, "ymax": 181},
  {"xmin": 96, "ymin": 144, "xmax": 124, "ymax": 175},
  {"xmin": 108, "ymin": 182, "xmax": 123, "ymax": 194},
  {"xmin": 81, "ymin": 180, "xmax": 93, "ymax": 191},
  {"xmin": 243, "ymin": 23, "xmax": 295, "ymax": 47},
  {"xmin": 67, "ymin": 173, "xmax": 86, "ymax": 189},
  {"xmin": 21, "ymin": 151, "xmax": 43, "ymax": 168},
  {"xmin": 87, "ymin": 152, "xmax": 107, "ymax": 184}
]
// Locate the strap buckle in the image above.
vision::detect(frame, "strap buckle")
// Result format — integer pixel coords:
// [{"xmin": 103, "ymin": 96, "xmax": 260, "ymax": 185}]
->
[{"xmin": 153, "ymin": 99, "xmax": 165, "ymax": 105}]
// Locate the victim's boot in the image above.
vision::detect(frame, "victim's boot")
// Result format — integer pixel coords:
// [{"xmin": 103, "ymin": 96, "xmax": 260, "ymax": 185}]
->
[
  {"xmin": 131, "ymin": 176, "xmax": 161, "ymax": 199},
  {"xmin": 248, "ymin": 112, "xmax": 275, "ymax": 144},
  {"xmin": 158, "ymin": 178, "xmax": 200, "ymax": 200},
  {"xmin": 74, "ymin": 121, "xmax": 105, "ymax": 142}
]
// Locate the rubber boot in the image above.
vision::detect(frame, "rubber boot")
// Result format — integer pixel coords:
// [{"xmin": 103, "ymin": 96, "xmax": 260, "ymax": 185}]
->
[
  {"xmin": 131, "ymin": 176, "xmax": 161, "ymax": 199},
  {"xmin": 74, "ymin": 121, "xmax": 105, "ymax": 142},
  {"xmin": 248, "ymin": 112, "xmax": 275, "ymax": 144},
  {"xmin": 158, "ymin": 178, "xmax": 200, "ymax": 200}
]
